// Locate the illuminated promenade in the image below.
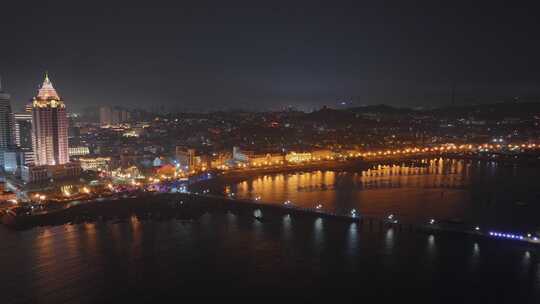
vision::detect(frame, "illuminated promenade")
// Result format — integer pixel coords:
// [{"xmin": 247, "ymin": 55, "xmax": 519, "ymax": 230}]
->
[
  {"xmin": 357, "ymin": 142, "xmax": 539, "ymax": 159},
  {"xmin": 221, "ymin": 142, "xmax": 540, "ymax": 176},
  {"xmin": 4, "ymin": 140, "xmax": 537, "ymax": 208},
  {"xmin": 4, "ymin": 142, "xmax": 540, "ymax": 231}
]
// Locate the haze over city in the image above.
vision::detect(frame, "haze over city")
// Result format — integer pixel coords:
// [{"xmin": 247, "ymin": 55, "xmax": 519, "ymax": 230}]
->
[
  {"xmin": 2, "ymin": 1, "xmax": 540, "ymax": 112},
  {"xmin": 2, "ymin": 1, "xmax": 540, "ymax": 302}
]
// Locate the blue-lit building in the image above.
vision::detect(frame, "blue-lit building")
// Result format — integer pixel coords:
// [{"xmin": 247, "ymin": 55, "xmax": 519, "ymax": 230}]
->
[{"xmin": 0, "ymin": 77, "xmax": 13, "ymax": 168}]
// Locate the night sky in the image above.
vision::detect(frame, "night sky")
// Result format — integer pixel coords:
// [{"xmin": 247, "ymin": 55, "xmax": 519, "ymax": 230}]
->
[{"xmin": 1, "ymin": 1, "xmax": 539, "ymax": 112}]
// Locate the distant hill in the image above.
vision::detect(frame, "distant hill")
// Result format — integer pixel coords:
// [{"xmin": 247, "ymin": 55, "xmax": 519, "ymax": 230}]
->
[
  {"xmin": 303, "ymin": 106, "xmax": 358, "ymax": 124},
  {"xmin": 348, "ymin": 104, "xmax": 417, "ymax": 115},
  {"xmin": 428, "ymin": 102, "xmax": 540, "ymax": 120},
  {"xmin": 345, "ymin": 102, "xmax": 540, "ymax": 120}
]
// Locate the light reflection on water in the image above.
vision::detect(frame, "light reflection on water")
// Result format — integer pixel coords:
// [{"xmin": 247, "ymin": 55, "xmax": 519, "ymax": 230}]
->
[
  {"xmin": 427, "ymin": 234, "xmax": 436, "ymax": 258},
  {"xmin": 282, "ymin": 214, "xmax": 292, "ymax": 240},
  {"xmin": 225, "ymin": 158, "xmax": 540, "ymax": 230},
  {"xmin": 313, "ymin": 218, "xmax": 324, "ymax": 252},
  {"xmin": 384, "ymin": 228, "xmax": 395, "ymax": 253},
  {"xmin": 0, "ymin": 208, "xmax": 538, "ymax": 301},
  {"xmin": 469, "ymin": 242, "xmax": 481, "ymax": 272},
  {"xmin": 348, "ymin": 223, "xmax": 358, "ymax": 252},
  {"xmin": 3, "ymin": 161, "xmax": 540, "ymax": 301}
]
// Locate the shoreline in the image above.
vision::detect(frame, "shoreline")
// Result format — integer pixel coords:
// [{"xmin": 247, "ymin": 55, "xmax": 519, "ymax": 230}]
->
[
  {"xmin": 2, "ymin": 191, "xmax": 539, "ymax": 250},
  {"xmin": 198, "ymin": 159, "xmax": 370, "ymax": 187},
  {"xmin": 194, "ymin": 152, "xmax": 540, "ymax": 188},
  {"xmin": 3, "ymin": 154, "xmax": 540, "ymax": 249}
]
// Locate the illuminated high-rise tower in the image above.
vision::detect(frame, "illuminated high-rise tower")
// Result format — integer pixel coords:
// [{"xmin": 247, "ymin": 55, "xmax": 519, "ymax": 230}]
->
[
  {"xmin": 31, "ymin": 73, "xmax": 69, "ymax": 166},
  {"xmin": 0, "ymin": 76, "xmax": 13, "ymax": 167}
]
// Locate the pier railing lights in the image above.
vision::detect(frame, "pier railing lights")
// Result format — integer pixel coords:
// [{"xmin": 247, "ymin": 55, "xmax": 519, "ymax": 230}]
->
[{"xmin": 489, "ymin": 231, "xmax": 525, "ymax": 240}]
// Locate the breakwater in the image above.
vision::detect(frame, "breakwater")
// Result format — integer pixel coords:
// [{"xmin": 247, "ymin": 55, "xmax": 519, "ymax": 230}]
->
[{"xmin": 3, "ymin": 191, "xmax": 539, "ymax": 251}]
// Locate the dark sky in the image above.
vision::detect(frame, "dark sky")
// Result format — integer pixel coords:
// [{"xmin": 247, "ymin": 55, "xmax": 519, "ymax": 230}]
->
[{"xmin": 1, "ymin": 1, "xmax": 540, "ymax": 112}]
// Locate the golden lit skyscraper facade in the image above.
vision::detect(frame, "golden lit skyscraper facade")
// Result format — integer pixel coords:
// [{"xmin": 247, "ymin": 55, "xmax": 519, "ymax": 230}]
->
[{"xmin": 31, "ymin": 73, "xmax": 69, "ymax": 166}]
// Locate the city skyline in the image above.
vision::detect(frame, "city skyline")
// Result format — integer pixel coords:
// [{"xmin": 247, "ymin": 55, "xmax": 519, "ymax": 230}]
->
[
  {"xmin": 1, "ymin": 70, "xmax": 539, "ymax": 115},
  {"xmin": 3, "ymin": 2, "xmax": 540, "ymax": 301}
]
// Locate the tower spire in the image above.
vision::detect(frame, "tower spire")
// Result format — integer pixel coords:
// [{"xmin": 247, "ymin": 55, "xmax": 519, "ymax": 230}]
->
[
  {"xmin": 44, "ymin": 71, "xmax": 51, "ymax": 86},
  {"xmin": 36, "ymin": 71, "xmax": 60, "ymax": 100}
]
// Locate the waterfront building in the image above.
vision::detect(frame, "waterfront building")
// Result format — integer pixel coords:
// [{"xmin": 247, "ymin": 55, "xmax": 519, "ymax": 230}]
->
[
  {"xmin": 197, "ymin": 154, "xmax": 211, "ymax": 171},
  {"xmin": 311, "ymin": 149, "xmax": 335, "ymax": 161},
  {"xmin": 31, "ymin": 73, "xmax": 69, "ymax": 166},
  {"xmin": 249, "ymin": 153, "xmax": 285, "ymax": 167},
  {"xmin": 342, "ymin": 149, "xmax": 362, "ymax": 158},
  {"xmin": 285, "ymin": 151, "xmax": 312, "ymax": 163},
  {"xmin": 210, "ymin": 152, "xmax": 231, "ymax": 169},
  {"xmin": 0, "ymin": 77, "xmax": 13, "ymax": 167},
  {"xmin": 232, "ymin": 146, "xmax": 249, "ymax": 163}
]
